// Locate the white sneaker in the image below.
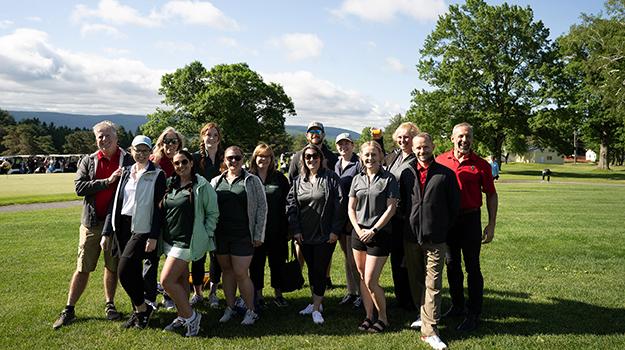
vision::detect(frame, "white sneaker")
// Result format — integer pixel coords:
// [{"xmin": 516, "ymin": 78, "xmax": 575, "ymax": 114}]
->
[
  {"xmin": 189, "ymin": 294, "xmax": 204, "ymax": 306},
  {"xmin": 410, "ymin": 315, "xmax": 422, "ymax": 329},
  {"xmin": 235, "ymin": 297, "xmax": 246, "ymax": 309},
  {"xmin": 241, "ymin": 309, "xmax": 259, "ymax": 326},
  {"xmin": 163, "ymin": 316, "xmax": 185, "ymax": 332},
  {"xmin": 208, "ymin": 294, "xmax": 219, "ymax": 309},
  {"xmin": 299, "ymin": 304, "xmax": 323, "ymax": 315},
  {"xmin": 185, "ymin": 311, "xmax": 202, "ymax": 337},
  {"xmin": 421, "ymin": 335, "xmax": 448, "ymax": 350},
  {"xmin": 312, "ymin": 311, "xmax": 324, "ymax": 324},
  {"xmin": 219, "ymin": 306, "xmax": 237, "ymax": 323}
]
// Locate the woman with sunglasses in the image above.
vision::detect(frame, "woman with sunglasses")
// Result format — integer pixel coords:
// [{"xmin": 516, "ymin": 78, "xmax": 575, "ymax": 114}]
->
[
  {"xmin": 101, "ymin": 135, "xmax": 166, "ymax": 330},
  {"xmin": 248, "ymin": 143, "xmax": 291, "ymax": 308},
  {"xmin": 145, "ymin": 127, "xmax": 184, "ymax": 309},
  {"xmin": 287, "ymin": 144, "xmax": 344, "ymax": 325},
  {"xmin": 349, "ymin": 141, "xmax": 398, "ymax": 333},
  {"xmin": 150, "ymin": 127, "xmax": 185, "ymax": 177},
  {"xmin": 191, "ymin": 122, "xmax": 225, "ymax": 308},
  {"xmin": 210, "ymin": 146, "xmax": 267, "ymax": 326},
  {"xmin": 159, "ymin": 150, "xmax": 219, "ymax": 336}
]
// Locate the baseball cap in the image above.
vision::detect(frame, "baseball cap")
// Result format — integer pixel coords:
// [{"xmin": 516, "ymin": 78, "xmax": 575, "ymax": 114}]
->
[
  {"xmin": 307, "ymin": 121, "xmax": 325, "ymax": 133},
  {"xmin": 335, "ymin": 132, "xmax": 353, "ymax": 144},
  {"xmin": 131, "ymin": 135, "xmax": 152, "ymax": 149}
]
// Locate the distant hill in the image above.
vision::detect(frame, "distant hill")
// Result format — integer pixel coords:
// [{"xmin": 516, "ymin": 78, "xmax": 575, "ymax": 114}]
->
[
  {"xmin": 8, "ymin": 111, "xmax": 360, "ymax": 140},
  {"xmin": 285, "ymin": 125, "xmax": 361, "ymax": 142},
  {"xmin": 9, "ymin": 111, "xmax": 147, "ymax": 132}
]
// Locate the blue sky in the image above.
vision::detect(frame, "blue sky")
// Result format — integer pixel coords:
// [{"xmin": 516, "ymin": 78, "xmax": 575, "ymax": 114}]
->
[{"xmin": 0, "ymin": 0, "xmax": 605, "ymax": 132}]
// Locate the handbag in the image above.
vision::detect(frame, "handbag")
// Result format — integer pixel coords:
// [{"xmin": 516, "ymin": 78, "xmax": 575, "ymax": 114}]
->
[{"xmin": 279, "ymin": 241, "xmax": 305, "ymax": 292}]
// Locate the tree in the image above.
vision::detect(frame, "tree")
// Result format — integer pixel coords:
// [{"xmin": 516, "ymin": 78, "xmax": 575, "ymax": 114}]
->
[
  {"xmin": 554, "ymin": 2, "xmax": 625, "ymax": 169},
  {"xmin": 1, "ymin": 123, "xmax": 57, "ymax": 155},
  {"xmin": 143, "ymin": 61, "xmax": 296, "ymax": 152},
  {"xmin": 0, "ymin": 109, "xmax": 16, "ymax": 154},
  {"xmin": 64, "ymin": 130, "xmax": 96, "ymax": 154},
  {"xmin": 407, "ymin": 0, "xmax": 554, "ymax": 166}
]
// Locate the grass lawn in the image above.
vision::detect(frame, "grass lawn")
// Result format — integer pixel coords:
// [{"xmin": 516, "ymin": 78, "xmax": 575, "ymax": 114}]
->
[
  {"xmin": 1, "ymin": 177, "xmax": 625, "ymax": 349},
  {"xmin": 0, "ymin": 173, "xmax": 79, "ymax": 206},
  {"xmin": 498, "ymin": 162, "xmax": 625, "ymax": 183}
]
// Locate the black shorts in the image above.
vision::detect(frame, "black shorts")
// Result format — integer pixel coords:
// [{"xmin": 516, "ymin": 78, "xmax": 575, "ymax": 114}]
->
[
  {"xmin": 351, "ymin": 229, "xmax": 391, "ymax": 257},
  {"xmin": 215, "ymin": 237, "xmax": 254, "ymax": 257}
]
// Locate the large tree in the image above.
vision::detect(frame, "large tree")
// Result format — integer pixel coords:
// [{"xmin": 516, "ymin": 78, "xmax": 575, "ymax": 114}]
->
[
  {"xmin": 143, "ymin": 61, "xmax": 296, "ymax": 152},
  {"xmin": 553, "ymin": 1, "xmax": 625, "ymax": 169},
  {"xmin": 1, "ymin": 123, "xmax": 57, "ymax": 155},
  {"xmin": 407, "ymin": 0, "xmax": 554, "ymax": 164}
]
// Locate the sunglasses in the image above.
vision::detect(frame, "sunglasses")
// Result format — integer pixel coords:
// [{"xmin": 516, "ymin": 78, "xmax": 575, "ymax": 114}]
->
[
  {"xmin": 227, "ymin": 155, "xmax": 243, "ymax": 162},
  {"xmin": 173, "ymin": 159, "xmax": 189, "ymax": 166},
  {"xmin": 308, "ymin": 129, "xmax": 322, "ymax": 135},
  {"xmin": 304, "ymin": 153, "xmax": 320, "ymax": 160},
  {"xmin": 133, "ymin": 148, "xmax": 150, "ymax": 155},
  {"xmin": 163, "ymin": 138, "xmax": 178, "ymax": 145}
]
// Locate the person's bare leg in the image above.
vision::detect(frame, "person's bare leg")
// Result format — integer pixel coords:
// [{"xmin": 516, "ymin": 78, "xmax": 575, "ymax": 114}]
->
[
  {"xmin": 66, "ymin": 271, "xmax": 90, "ymax": 306},
  {"xmin": 103, "ymin": 267, "xmax": 117, "ymax": 304}
]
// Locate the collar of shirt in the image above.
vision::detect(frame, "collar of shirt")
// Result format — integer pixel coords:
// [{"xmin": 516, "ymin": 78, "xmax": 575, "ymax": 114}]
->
[{"xmin": 97, "ymin": 148, "xmax": 120, "ymax": 161}]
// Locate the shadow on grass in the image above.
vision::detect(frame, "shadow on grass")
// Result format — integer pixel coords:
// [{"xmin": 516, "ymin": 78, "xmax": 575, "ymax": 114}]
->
[
  {"xmin": 443, "ymin": 288, "xmax": 625, "ymax": 341},
  {"xmin": 504, "ymin": 169, "xmax": 625, "ymax": 181}
]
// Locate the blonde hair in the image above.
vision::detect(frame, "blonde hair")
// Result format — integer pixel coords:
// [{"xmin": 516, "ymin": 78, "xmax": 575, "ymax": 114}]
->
[
  {"xmin": 249, "ymin": 143, "xmax": 276, "ymax": 175},
  {"xmin": 199, "ymin": 122, "xmax": 224, "ymax": 172},
  {"xmin": 392, "ymin": 122, "xmax": 420, "ymax": 141},
  {"xmin": 359, "ymin": 141, "xmax": 384, "ymax": 168},
  {"xmin": 152, "ymin": 127, "xmax": 185, "ymax": 163}
]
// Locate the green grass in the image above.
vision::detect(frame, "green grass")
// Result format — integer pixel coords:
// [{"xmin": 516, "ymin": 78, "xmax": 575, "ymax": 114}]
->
[
  {"xmin": 499, "ymin": 162, "xmax": 625, "ymax": 183},
  {"xmin": 1, "ymin": 178, "xmax": 625, "ymax": 349},
  {"xmin": 0, "ymin": 173, "xmax": 79, "ymax": 205}
]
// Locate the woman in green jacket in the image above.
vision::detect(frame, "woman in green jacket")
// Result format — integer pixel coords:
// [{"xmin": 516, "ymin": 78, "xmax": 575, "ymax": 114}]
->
[{"xmin": 160, "ymin": 150, "xmax": 219, "ymax": 337}]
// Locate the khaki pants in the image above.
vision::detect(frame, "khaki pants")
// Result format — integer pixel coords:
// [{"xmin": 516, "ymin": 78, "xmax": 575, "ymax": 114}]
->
[
  {"xmin": 76, "ymin": 222, "xmax": 118, "ymax": 273},
  {"xmin": 404, "ymin": 240, "xmax": 447, "ymax": 337}
]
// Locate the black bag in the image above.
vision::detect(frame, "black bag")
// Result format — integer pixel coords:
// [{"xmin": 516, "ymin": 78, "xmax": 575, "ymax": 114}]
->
[{"xmin": 280, "ymin": 241, "xmax": 304, "ymax": 292}]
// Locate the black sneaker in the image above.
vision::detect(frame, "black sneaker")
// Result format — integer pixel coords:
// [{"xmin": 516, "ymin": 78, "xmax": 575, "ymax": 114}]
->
[
  {"xmin": 135, "ymin": 308, "xmax": 153, "ymax": 329},
  {"xmin": 457, "ymin": 314, "xmax": 479, "ymax": 332},
  {"xmin": 338, "ymin": 294, "xmax": 356, "ymax": 306},
  {"xmin": 121, "ymin": 312, "xmax": 139, "ymax": 329},
  {"xmin": 273, "ymin": 296, "xmax": 288, "ymax": 308},
  {"xmin": 442, "ymin": 305, "xmax": 465, "ymax": 318},
  {"xmin": 53, "ymin": 309, "xmax": 76, "ymax": 330},
  {"xmin": 105, "ymin": 302, "xmax": 122, "ymax": 321}
]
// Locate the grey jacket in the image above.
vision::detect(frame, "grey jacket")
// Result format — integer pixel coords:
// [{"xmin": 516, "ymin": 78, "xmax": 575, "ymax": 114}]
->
[
  {"xmin": 210, "ymin": 169, "xmax": 268, "ymax": 243},
  {"xmin": 75, "ymin": 148, "xmax": 134, "ymax": 228}
]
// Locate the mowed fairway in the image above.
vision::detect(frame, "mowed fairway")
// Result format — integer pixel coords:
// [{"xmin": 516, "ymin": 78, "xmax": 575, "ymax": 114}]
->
[
  {"xmin": 0, "ymin": 173, "xmax": 79, "ymax": 205},
  {"xmin": 1, "ymin": 168, "xmax": 625, "ymax": 349}
]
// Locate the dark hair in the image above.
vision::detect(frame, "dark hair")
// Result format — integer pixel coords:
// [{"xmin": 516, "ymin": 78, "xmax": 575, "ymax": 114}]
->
[
  {"xmin": 199, "ymin": 122, "xmax": 225, "ymax": 173},
  {"xmin": 299, "ymin": 144, "xmax": 325, "ymax": 180},
  {"xmin": 249, "ymin": 143, "xmax": 276, "ymax": 175},
  {"xmin": 161, "ymin": 150, "xmax": 196, "ymax": 209}
]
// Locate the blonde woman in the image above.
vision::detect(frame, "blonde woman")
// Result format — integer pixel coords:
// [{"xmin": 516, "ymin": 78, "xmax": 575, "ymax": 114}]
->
[{"xmin": 150, "ymin": 127, "xmax": 185, "ymax": 178}]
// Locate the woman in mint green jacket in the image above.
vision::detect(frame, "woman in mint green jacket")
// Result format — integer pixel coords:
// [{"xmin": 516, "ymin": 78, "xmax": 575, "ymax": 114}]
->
[{"xmin": 159, "ymin": 150, "xmax": 219, "ymax": 337}]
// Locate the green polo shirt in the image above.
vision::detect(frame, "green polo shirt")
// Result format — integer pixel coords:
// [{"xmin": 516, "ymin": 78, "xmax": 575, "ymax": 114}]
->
[
  {"xmin": 215, "ymin": 174, "xmax": 250, "ymax": 240},
  {"xmin": 349, "ymin": 169, "xmax": 399, "ymax": 230},
  {"xmin": 163, "ymin": 186, "xmax": 194, "ymax": 248}
]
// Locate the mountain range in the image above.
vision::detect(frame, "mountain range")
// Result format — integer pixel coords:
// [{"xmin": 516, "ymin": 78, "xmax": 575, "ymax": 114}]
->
[{"xmin": 9, "ymin": 110, "xmax": 360, "ymax": 140}]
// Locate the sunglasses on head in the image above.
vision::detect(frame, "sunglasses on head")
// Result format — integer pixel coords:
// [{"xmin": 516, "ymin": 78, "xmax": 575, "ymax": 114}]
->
[
  {"xmin": 163, "ymin": 138, "xmax": 178, "ymax": 145},
  {"xmin": 173, "ymin": 159, "xmax": 189, "ymax": 166},
  {"xmin": 227, "ymin": 155, "xmax": 243, "ymax": 162},
  {"xmin": 304, "ymin": 153, "xmax": 320, "ymax": 160},
  {"xmin": 308, "ymin": 129, "xmax": 322, "ymax": 135}
]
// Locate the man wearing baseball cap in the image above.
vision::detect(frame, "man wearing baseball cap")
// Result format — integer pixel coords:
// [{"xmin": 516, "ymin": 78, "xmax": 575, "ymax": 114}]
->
[{"xmin": 287, "ymin": 121, "xmax": 338, "ymax": 182}]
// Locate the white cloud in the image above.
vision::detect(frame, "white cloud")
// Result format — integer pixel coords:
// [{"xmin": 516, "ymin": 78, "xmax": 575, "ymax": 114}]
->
[
  {"xmin": 72, "ymin": 0, "xmax": 238, "ymax": 30},
  {"xmin": 332, "ymin": 0, "xmax": 447, "ymax": 23},
  {"xmin": 0, "ymin": 28, "xmax": 164, "ymax": 114},
  {"xmin": 272, "ymin": 33, "xmax": 323, "ymax": 61},
  {"xmin": 159, "ymin": 1, "xmax": 239, "ymax": 30},
  {"xmin": 385, "ymin": 56, "xmax": 408, "ymax": 73},
  {"xmin": 103, "ymin": 47, "xmax": 131, "ymax": 56},
  {"xmin": 80, "ymin": 23, "xmax": 124, "ymax": 38},
  {"xmin": 264, "ymin": 70, "xmax": 404, "ymax": 131},
  {"xmin": 218, "ymin": 36, "xmax": 239, "ymax": 48},
  {"xmin": 0, "ymin": 20, "xmax": 14, "ymax": 29}
]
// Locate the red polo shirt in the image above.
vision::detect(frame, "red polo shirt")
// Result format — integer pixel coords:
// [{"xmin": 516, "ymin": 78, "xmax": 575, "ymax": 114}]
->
[
  {"xmin": 95, "ymin": 148, "xmax": 121, "ymax": 220},
  {"xmin": 416, "ymin": 161, "xmax": 429, "ymax": 193},
  {"xmin": 150, "ymin": 153, "xmax": 174, "ymax": 178},
  {"xmin": 436, "ymin": 150, "xmax": 496, "ymax": 210}
]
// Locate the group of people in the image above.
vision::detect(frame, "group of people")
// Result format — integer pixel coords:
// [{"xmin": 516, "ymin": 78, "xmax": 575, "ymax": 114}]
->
[{"xmin": 51, "ymin": 119, "xmax": 498, "ymax": 350}]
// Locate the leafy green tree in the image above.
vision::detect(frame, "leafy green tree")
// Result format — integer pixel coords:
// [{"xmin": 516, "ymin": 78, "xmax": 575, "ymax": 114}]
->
[
  {"xmin": 408, "ymin": 0, "xmax": 554, "ymax": 165},
  {"xmin": 64, "ymin": 130, "xmax": 96, "ymax": 154},
  {"xmin": 143, "ymin": 61, "xmax": 296, "ymax": 152},
  {"xmin": 0, "ymin": 109, "xmax": 16, "ymax": 154},
  {"xmin": 553, "ymin": 2, "xmax": 625, "ymax": 169},
  {"xmin": 1, "ymin": 123, "xmax": 56, "ymax": 155}
]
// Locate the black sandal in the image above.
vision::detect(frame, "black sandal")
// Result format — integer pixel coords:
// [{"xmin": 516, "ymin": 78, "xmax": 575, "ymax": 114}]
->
[
  {"xmin": 358, "ymin": 318, "xmax": 373, "ymax": 331},
  {"xmin": 368, "ymin": 320, "xmax": 388, "ymax": 333}
]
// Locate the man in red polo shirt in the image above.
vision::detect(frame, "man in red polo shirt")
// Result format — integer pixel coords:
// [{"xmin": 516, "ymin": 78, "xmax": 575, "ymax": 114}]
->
[
  {"xmin": 435, "ymin": 122, "xmax": 498, "ymax": 332},
  {"xmin": 53, "ymin": 121, "xmax": 134, "ymax": 329}
]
